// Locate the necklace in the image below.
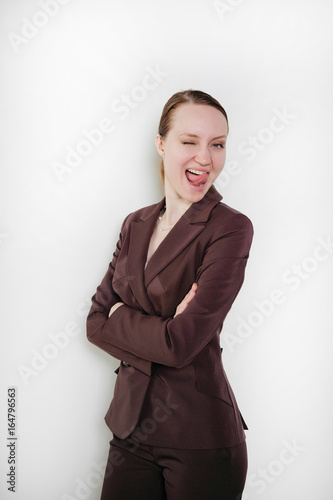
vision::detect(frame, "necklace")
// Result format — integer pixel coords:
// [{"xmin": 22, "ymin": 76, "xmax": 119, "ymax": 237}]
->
[{"xmin": 158, "ymin": 207, "xmax": 175, "ymax": 232}]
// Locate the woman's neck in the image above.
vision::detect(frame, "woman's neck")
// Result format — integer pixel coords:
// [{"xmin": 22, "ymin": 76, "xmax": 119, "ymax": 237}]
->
[{"xmin": 163, "ymin": 194, "xmax": 192, "ymax": 227}]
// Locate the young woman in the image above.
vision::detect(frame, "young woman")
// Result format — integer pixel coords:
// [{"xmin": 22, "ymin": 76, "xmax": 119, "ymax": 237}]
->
[{"xmin": 87, "ymin": 90, "xmax": 253, "ymax": 499}]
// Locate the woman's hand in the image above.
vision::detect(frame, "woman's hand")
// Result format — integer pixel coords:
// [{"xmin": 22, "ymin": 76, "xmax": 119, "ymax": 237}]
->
[
  {"xmin": 109, "ymin": 302, "xmax": 124, "ymax": 317},
  {"xmin": 174, "ymin": 283, "xmax": 198, "ymax": 317},
  {"xmin": 109, "ymin": 283, "xmax": 197, "ymax": 319}
]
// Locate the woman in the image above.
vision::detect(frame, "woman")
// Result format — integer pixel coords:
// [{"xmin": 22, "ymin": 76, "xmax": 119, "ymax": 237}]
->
[{"xmin": 87, "ymin": 90, "xmax": 253, "ymax": 499}]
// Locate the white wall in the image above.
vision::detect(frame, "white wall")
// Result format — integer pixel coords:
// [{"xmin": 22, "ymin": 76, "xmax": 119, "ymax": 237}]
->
[{"xmin": 1, "ymin": 0, "xmax": 332, "ymax": 499}]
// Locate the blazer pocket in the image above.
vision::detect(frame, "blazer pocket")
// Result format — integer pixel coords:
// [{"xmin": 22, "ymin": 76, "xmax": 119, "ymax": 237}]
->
[{"xmin": 194, "ymin": 347, "xmax": 233, "ymax": 406}]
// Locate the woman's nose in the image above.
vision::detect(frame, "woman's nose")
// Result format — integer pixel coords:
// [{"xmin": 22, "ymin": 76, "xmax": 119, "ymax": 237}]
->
[{"xmin": 194, "ymin": 146, "xmax": 211, "ymax": 165}]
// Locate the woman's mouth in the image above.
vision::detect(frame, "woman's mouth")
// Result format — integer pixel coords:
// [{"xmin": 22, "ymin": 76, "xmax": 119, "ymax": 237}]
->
[{"xmin": 185, "ymin": 168, "xmax": 209, "ymax": 187}]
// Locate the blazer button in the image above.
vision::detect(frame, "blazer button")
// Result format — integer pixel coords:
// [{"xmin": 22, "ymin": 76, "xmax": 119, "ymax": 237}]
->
[{"xmin": 121, "ymin": 361, "xmax": 131, "ymax": 367}]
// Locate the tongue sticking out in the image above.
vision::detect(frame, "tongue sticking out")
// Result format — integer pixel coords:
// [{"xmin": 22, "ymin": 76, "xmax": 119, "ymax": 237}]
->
[{"xmin": 185, "ymin": 170, "xmax": 208, "ymax": 186}]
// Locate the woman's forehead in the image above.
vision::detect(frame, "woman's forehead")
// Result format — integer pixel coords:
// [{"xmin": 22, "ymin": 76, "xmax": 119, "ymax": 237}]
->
[{"xmin": 170, "ymin": 103, "xmax": 228, "ymax": 134}]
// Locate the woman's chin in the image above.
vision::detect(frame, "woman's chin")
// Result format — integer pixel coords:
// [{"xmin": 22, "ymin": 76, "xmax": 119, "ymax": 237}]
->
[{"xmin": 183, "ymin": 179, "xmax": 212, "ymax": 202}]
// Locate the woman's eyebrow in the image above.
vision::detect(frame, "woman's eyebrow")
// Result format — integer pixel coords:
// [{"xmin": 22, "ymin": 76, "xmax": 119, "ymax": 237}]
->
[{"xmin": 180, "ymin": 133, "xmax": 227, "ymax": 140}]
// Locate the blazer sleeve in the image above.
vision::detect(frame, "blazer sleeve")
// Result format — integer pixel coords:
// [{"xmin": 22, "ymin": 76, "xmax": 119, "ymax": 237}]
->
[
  {"xmin": 101, "ymin": 213, "xmax": 254, "ymax": 369},
  {"xmin": 86, "ymin": 215, "xmax": 152, "ymax": 376}
]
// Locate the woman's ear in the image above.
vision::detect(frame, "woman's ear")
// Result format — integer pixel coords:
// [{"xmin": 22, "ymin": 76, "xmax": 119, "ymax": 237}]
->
[{"xmin": 155, "ymin": 134, "xmax": 165, "ymax": 158}]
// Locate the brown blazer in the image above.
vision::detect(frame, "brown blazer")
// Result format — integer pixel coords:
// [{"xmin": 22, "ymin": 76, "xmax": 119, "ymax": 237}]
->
[{"xmin": 87, "ymin": 186, "xmax": 253, "ymax": 449}]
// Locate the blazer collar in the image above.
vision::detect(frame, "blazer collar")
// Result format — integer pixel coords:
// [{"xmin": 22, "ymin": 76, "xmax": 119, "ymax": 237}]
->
[
  {"xmin": 126, "ymin": 186, "xmax": 222, "ymax": 314},
  {"xmin": 139, "ymin": 185, "xmax": 222, "ymax": 224}
]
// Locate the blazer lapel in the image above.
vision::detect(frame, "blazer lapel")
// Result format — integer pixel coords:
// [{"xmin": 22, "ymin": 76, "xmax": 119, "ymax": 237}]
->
[
  {"xmin": 126, "ymin": 186, "xmax": 222, "ymax": 313},
  {"xmin": 144, "ymin": 219, "xmax": 205, "ymax": 287},
  {"xmin": 145, "ymin": 186, "xmax": 222, "ymax": 287},
  {"xmin": 126, "ymin": 199, "xmax": 164, "ymax": 315}
]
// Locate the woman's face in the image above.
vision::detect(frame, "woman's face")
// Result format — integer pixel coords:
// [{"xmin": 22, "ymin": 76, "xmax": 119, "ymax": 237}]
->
[{"xmin": 156, "ymin": 103, "xmax": 228, "ymax": 205}]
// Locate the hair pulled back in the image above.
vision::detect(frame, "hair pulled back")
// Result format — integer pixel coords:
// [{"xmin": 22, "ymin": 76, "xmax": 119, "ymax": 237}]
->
[{"xmin": 157, "ymin": 90, "xmax": 228, "ymax": 181}]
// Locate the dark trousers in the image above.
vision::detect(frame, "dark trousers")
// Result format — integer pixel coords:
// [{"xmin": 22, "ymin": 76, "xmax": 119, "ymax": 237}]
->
[{"xmin": 100, "ymin": 436, "xmax": 247, "ymax": 500}]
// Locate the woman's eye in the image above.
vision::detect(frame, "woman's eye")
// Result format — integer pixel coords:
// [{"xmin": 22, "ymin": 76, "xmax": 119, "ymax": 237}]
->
[
  {"xmin": 183, "ymin": 142, "xmax": 195, "ymax": 145},
  {"xmin": 212, "ymin": 143, "xmax": 224, "ymax": 149}
]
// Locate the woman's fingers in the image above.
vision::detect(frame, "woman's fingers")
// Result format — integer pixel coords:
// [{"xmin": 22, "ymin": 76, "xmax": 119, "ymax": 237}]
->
[
  {"xmin": 109, "ymin": 302, "xmax": 124, "ymax": 317},
  {"xmin": 182, "ymin": 283, "xmax": 198, "ymax": 302},
  {"xmin": 174, "ymin": 283, "xmax": 198, "ymax": 317}
]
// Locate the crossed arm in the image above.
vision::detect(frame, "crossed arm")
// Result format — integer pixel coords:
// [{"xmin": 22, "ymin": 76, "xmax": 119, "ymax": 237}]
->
[
  {"xmin": 88, "ymin": 212, "xmax": 253, "ymax": 373},
  {"xmin": 109, "ymin": 283, "xmax": 198, "ymax": 318}
]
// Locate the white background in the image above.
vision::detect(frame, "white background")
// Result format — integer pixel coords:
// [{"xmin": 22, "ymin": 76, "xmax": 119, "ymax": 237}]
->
[{"xmin": 1, "ymin": 0, "xmax": 332, "ymax": 499}]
